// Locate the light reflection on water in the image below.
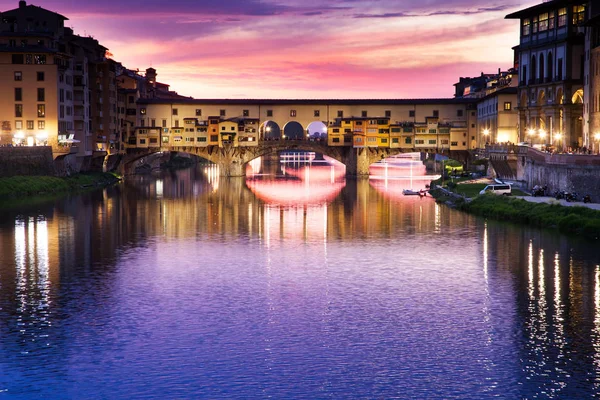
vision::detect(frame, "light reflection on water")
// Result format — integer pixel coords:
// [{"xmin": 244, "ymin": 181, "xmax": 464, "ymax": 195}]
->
[{"xmin": 0, "ymin": 156, "xmax": 599, "ymax": 398}]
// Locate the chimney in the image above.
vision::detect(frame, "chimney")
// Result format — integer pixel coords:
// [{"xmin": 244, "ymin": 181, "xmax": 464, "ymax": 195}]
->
[{"xmin": 19, "ymin": 0, "xmax": 26, "ymax": 8}]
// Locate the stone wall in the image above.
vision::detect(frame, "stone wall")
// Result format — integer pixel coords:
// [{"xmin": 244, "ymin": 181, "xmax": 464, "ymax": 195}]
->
[
  {"xmin": 0, "ymin": 147, "xmax": 55, "ymax": 177},
  {"xmin": 519, "ymin": 148, "xmax": 600, "ymax": 200}
]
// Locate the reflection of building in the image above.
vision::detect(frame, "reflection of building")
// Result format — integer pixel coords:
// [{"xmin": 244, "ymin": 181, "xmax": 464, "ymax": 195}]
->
[
  {"xmin": 506, "ymin": 1, "xmax": 593, "ymax": 149},
  {"xmin": 586, "ymin": 9, "xmax": 600, "ymax": 151}
]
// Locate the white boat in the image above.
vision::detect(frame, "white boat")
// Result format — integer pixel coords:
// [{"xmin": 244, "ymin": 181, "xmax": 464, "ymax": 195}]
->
[{"xmin": 403, "ymin": 189, "xmax": 427, "ymax": 196}]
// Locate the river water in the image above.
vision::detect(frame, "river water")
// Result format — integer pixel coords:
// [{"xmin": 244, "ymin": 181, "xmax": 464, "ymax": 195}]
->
[{"xmin": 0, "ymin": 155, "xmax": 599, "ymax": 399}]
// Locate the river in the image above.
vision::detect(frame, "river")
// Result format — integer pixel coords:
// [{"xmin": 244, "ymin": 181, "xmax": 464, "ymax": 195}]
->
[{"xmin": 0, "ymin": 155, "xmax": 599, "ymax": 399}]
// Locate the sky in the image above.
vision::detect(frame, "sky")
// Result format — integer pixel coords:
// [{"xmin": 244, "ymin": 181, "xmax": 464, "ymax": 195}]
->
[{"xmin": 2, "ymin": 0, "xmax": 539, "ymax": 99}]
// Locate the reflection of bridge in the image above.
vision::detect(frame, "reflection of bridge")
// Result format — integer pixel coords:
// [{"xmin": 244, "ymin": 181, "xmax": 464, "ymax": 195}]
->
[{"xmin": 122, "ymin": 140, "xmax": 470, "ymax": 177}]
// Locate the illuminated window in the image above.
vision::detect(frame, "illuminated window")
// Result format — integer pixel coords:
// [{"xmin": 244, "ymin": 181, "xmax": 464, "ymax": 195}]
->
[
  {"xmin": 548, "ymin": 11, "xmax": 555, "ymax": 29},
  {"xmin": 539, "ymin": 13, "xmax": 548, "ymax": 31},
  {"xmin": 523, "ymin": 18, "xmax": 531, "ymax": 35},
  {"xmin": 558, "ymin": 8, "xmax": 567, "ymax": 27},
  {"xmin": 573, "ymin": 5, "xmax": 585, "ymax": 25},
  {"xmin": 15, "ymin": 120, "xmax": 22, "ymax": 129},
  {"xmin": 14, "ymin": 71, "xmax": 22, "ymax": 81},
  {"xmin": 290, "ymin": 110, "xmax": 296, "ymax": 117},
  {"xmin": 38, "ymin": 121, "xmax": 45, "ymax": 129},
  {"xmin": 504, "ymin": 102, "xmax": 512, "ymax": 110},
  {"xmin": 532, "ymin": 16, "xmax": 538, "ymax": 33},
  {"xmin": 27, "ymin": 120, "xmax": 34, "ymax": 129},
  {"xmin": 15, "ymin": 104, "xmax": 23, "ymax": 117}
]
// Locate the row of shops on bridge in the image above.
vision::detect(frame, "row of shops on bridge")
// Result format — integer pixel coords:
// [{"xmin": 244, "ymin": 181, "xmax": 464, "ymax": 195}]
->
[{"xmin": 129, "ymin": 115, "xmax": 472, "ymax": 153}]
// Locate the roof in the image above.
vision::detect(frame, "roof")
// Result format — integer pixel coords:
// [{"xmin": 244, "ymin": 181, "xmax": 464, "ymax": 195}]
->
[
  {"xmin": 137, "ymin": 98, "xmax": 478, "ymax": 106},
  {"xmin": 505, "ymin": 0, "xmax": 583, "ymax": 19},
  {"xmin": 480, "ymin": 87, "xmax": 518, "ymax": 101},
  {"xmin": 1, "ymin": 3, "xmax": 68, "ymax": 20},
  {"xmin": 585, "ymin": 13, "xmax": 600, "ymax": 27}
]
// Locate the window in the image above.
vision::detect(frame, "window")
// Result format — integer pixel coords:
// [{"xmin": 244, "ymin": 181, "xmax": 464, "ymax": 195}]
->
[
  {"xmin": 174, "ymin": 120, "xmax": 179, "ymax": 128},
  {"xmin": 409, "ymin": 110, "xmax": 415, "ymax": 118},
  {"xmin": 433, "ymin": 110, "xmax": 439, "ymax": 117},
  {"xmin": 457, "ymin": 109, "xmax": 463, "ymax": 117},
  {"xmin": 243, "ymin": 109, "xmax": 249, "ymax": 117},
  {"xmin": 140, "ymin": 108, "xmax": 147, "ymax": 115},
  {"xmin": 337, "ymin": 110, "xmax": 343, "ymax": 118},
  {"xmin": 162, "ymin": 119, "xmax": 167, "ymax": 128},
  {"xmin": 405, "ymin": 137, "xmax": 412, "ymax": 144},
  {"xmin": 220, "ymin": 109, "xmax": 226, "ymax": 116},
  {"xmin": 385, "ymin": 110, "xmax": 391, "ymax": 118},
  {"xmin": 60, "ymin": 105, "xmax": 64, "ymax": 118},
  {"xmin": 539, "ymin": 13, "xmax": 548, "ymax": 31},
  {"xmin": 573, "ymin": 5, "xmax": 585, "ymax": 25},
  {"xmin": 332, "ymin": 137, "xmax": 340, "ymax": 143},
  {"xmin": 37, "ymin": 71, "xmax": 44, "ymax": 81},
  {"xmin": 38, "ymin": 121, "xmax": 45, "ymax": 129},
  {"xmin": 15, "ymin": 121, "xmax": 22, "ymax": 130},
  {"xmin": 558, "ymin": 8, "xmax": 567, "ymax": 27},
  {"xmin": 27, "ymin": 120, "xmax": 34, "ymax": 129},
  {"xmin": 332, "ymin": 128, "xmax": 340, "ymax": 133},
  {"xmin": 471, "ymin": 124, "xmax": 476, "ymax": 128},
  {"xmin": 361, "ymin": 110, "xmax": 367, "ymax": 117},
  {"xmin": 290, "ymin": 110, "xmax": 296, "ymax": 117},
  {"xmin": 14, "ymin": 88, "xmax": 22, "ymax": 101},
  {"xmin": 415, "ymin": 139, "xmax": 424, "ymax": 145},
  {"xmin": 504, "ymin": 102, "xmax": 512, "ymax": 110},
  {"xmin": 451, "ymin": 141, "xmax": 458, "ymax": 146},
  {"xmin": 37, "ymin": 88, "xmax": 45, "ymax": 102},
  {"xmin": 267, "ymin": 109, "xmax": 273, "ymax": 117},
  {"xmin": 557, "ymin": 58, "xmax": 563, "ymax": 80},
  {"xmin": 151, "ymin": 119, "xmax": 156, "ymax": 127},
  {"xmin": 12, "ymin": 54, "xmax": 24, "ymax": 64},
  {"xmin": 549, "ymin": 11, "xmax": 555, "ymax": 29},
  {"xmin": 15, "ymin": 104, "xmax": 23, "ymax": 118},
  {"xmin": 195, "ymin": 109, "xmax": 202, "ymax": 116},
  {"xmin": 140, "ymin": 120, "xmax": 145, "ymax": 127},
  {"xmin": 532, "ymin": 16, "xmax": 538, "ymax": 33},
  {"xmin": 314, "ymin": 110, "xmax": 320, "ymax": 117},
  {"xmin": 14, "ymin": 71, "xmax": 22, "ymax": 81},
  {"xmin": 210, "ymin": 135, "xmax": 218, "ymax": 142},
  {"xmin": 34, "ymin": 55, "xmax": 46, "ymax": 64},
  {"xmin": 523, "ymin": 18, "xmax": 530, "ymax": 36}
]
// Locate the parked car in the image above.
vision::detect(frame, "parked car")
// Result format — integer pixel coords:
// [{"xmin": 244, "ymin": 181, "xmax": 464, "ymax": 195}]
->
[{"xmin": 479, "ymin": 184, "xmax": 512, "ymax": 196}]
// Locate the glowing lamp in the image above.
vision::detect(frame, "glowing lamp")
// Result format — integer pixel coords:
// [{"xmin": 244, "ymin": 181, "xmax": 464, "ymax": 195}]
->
[
  {"xmin": 483, "ymin": 129, "xmax": 490, "ymax": 136},
  {"xmin": 527, "ymin": 129, "xmax": 536, "ymax": 136},
  {"xmin": 594, "ymin": 132, "xmax": 600, "ymax": 141},
  {"xmin": 538, "ymin": 130, "xmax": 547, "ymax": 139},
  {"xmin": 554, "ymin": 133, "xmax": 563, "ymax": 141}
]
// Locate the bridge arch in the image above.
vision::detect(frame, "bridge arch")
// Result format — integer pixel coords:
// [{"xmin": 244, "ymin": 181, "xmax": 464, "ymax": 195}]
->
[
  {"xmin": 282, "ymin": 121, "xmax": 305, "ymax": 140},
  {"xmin": 260, "ymin": 121, "xmax": 281, "ymax": 140},
  {"xmin": 307, "ymin": 121, "xmax": 328, "ymax": 140}
]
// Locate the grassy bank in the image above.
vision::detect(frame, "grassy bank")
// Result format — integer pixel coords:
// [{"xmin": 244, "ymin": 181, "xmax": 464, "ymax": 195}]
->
[
  {"xmin": 0, "ymin": 172, "xmax": 120, "ymax": 200},
  {"xmin": 458, "ymin": 194, "xmax": 600, "ymax": 240}
]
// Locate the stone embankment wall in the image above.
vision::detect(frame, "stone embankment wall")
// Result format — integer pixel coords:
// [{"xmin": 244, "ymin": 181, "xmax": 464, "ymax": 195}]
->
[
  {"xmin": 518, "ymin": 148, "xmax": 600, "ymax": 200},
  {"xmin": 0, "ymin": 147, "xmax": 55, "ymax": 177}
]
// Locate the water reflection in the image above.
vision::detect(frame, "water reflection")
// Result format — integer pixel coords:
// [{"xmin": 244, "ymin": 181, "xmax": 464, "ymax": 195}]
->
[{"xmin": 0, "ymin": 159, "xmax": 600, "ymax": 398}]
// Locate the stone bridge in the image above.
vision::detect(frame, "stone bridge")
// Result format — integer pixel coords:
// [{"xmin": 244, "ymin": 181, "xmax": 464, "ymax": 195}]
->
[{"xmin": 118, "ymin": 140, "xmax": 471, "ymax": 177}]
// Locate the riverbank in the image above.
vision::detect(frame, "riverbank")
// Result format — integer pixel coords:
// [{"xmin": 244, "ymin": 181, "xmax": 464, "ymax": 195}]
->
[
  {"xmin": 429, "ymin": 183, "xmax": 600, "ymax": 240},
  {"xmin": 0, "ymin": 172, "xmax": 121, "ymax": 201}
]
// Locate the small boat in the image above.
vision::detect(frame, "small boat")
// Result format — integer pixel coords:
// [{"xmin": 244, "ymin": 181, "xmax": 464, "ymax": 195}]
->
[{"xmin": 403, "ymin": 189, "xmax": 427, "ymax": 196}]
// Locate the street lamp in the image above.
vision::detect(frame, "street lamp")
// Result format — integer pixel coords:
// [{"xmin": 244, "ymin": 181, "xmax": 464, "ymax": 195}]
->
[
  {"xmin": 554, "ymin": 132, "xmax": 563, "ymax": 153},
  {"xmin": 482, "ymin": 128, "xmax": 490, "ymax": 146},
  {"xmin": 527, "ymin": 128, "xmax": 536, "ymax": 146}
]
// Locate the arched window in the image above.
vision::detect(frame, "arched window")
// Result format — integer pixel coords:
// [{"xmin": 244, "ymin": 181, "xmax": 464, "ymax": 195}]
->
[
  {"xmin": 530, "ymin": 55, "xmax": 537, "ymax": 83},
  {"xmin": 539, "ymin": 53, "xmax": 545, "ymax": 83}
]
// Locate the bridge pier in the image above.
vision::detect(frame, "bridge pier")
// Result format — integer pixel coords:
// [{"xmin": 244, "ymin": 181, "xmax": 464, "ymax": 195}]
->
[
  {"xmin": 343, "ymin": 148, "xmax": 376, "ymax": 177},
  {"xmin": 218, "ymin": 159, "xmax": 246, "ymax": 177}
]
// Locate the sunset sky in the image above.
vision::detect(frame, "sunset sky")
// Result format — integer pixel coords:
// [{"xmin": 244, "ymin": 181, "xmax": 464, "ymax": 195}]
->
[{"xmin": 2, "ymin": 0, "xmax": 538, "ymax": 99}]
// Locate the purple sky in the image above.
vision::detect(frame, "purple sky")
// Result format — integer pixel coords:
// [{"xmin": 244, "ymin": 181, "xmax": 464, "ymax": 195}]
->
[{"xmin": 2, "ymin": 0, "xmax": 539, "ymax": 98}]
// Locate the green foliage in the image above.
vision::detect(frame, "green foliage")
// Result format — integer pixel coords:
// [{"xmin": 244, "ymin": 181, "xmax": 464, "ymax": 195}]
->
[
  {"xmin": 445, "ymin": 159, "xmax": 462, "ymax": 167},
  {"xmin": 0, "ymin": 172, "xmax": 119, "ymax": 200},
  {"xmin": 463, "ymin": 196, "xmax": 600, "ymax": 240}
]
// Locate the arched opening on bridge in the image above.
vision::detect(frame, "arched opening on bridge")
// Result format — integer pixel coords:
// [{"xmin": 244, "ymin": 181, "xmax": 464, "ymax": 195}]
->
[
  {"xmin": 260, "ymin": 121, "xmax": 281, "ymax": 140},
  {"xmin": 282, "ymin": 121, "xmax": 305, "ymax": 140},
  {"xmin": 307, "ymin": 121, "xmax": 328, "ymax": 141}
]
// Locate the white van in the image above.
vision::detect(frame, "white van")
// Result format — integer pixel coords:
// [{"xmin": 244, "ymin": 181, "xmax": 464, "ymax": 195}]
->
[{"xmin": 479, "ymin": 184, "xmax": 512, "ymax": 196}]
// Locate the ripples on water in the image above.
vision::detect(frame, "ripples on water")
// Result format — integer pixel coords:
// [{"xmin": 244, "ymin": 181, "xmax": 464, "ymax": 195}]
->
[{"xmin": 0, "ymin": 155, "xmax": 599, "ymax": 399}]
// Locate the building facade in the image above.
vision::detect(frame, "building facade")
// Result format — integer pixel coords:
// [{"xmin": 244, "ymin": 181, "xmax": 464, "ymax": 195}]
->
[{"xmin": 506, "ymin": 0, "xmax": 591, "ymax": 150}]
